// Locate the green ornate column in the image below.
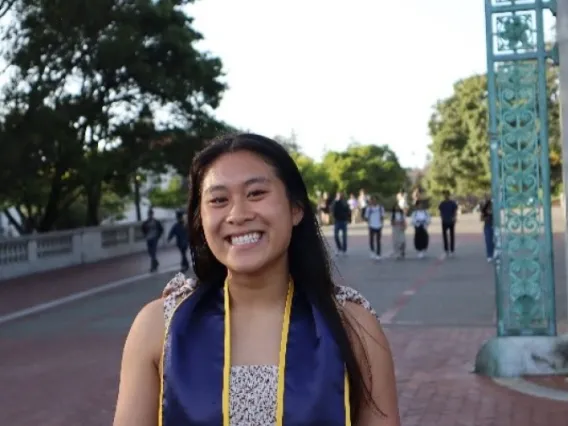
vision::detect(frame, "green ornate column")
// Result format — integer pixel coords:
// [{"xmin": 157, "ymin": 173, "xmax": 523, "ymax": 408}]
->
[{"xmin": 485, "ymin": 0, "xmax": 558, "ymax": 337}]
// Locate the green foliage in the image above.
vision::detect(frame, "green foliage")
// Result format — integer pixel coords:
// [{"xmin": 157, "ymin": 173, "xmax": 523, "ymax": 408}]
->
[
  {"xmin": 290, "ymin": 152, "xmax": 330, "ymax": 205},
  {"xmin": 148, "ymin": 176, "xmax": 187, "ymax": 210},
  {"xmin": 425, "ymin": 74, "xmax": 490, "ymax": 198},
  {"xmin": 274, "ymin": 134, "xmax": 407, "ymax": 207},
  {"xmin": 52, "ymin": 184, "xmax": 130, "ymax": 229},
  {"xmin": 322, "ymin": 143, "xmax": 408, "ymax": 197},
  {"xmin": 0, "ymin": 0, "xmax": 226, "ymax": 232},
  {"xmin": 547, "ymin": 67, "xmax": 562, "ymax": 192}
]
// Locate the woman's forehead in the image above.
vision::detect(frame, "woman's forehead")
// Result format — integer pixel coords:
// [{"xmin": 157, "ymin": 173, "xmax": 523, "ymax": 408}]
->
[{"xmin": 201, "ymin": 152, "xmax": 279, "ymax": 194}]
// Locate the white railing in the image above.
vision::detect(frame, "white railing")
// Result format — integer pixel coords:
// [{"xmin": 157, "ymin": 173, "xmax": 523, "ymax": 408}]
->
[{"xmin": 0, "ymin": 219, "xmax": 176, "ymax": 281}]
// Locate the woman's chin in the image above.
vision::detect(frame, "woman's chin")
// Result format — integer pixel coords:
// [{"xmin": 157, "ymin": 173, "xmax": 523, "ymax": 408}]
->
[
  {"xmin": 225, "ymin": 250, "xmax": 282, "ymax": 276},
  {"xmin": 226, "ymin": 258, "xmax": 266, "ymax": 275}
]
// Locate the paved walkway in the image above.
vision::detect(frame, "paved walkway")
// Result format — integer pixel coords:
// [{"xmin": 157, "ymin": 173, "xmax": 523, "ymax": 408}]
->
[{"xmin": 1, "ymin": 214, "xmax": 568, "ymax": 425}]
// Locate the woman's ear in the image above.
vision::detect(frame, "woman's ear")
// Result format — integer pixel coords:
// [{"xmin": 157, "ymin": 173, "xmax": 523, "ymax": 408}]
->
[{"xmin": 291, "ymin": 202, "xmax": 304, "ymax": 226}]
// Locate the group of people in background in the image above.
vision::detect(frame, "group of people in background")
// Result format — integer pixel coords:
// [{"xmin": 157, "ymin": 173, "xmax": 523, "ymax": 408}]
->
[
  {"xmin": 143, "ymin": 188, "xmax": 494, "ymax": 272},
  {"xmin": 327, "ymin": 188, "xmax": 461, "ymax": 261}
]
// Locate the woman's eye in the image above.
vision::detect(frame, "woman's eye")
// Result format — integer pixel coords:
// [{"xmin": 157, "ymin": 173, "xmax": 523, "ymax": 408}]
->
[
  {"xmin": 248, "ymin": 190, "xmax": 267, "ymax": 198},
  {"xmin": 210, "ymin": 197, "xmax": 227, "ymax": 205}
]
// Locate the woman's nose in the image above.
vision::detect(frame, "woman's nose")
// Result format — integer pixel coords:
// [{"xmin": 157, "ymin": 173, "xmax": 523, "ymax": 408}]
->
[{"xmin": 226, "ymin": 199, "xmax": 254, "ymax": 225}]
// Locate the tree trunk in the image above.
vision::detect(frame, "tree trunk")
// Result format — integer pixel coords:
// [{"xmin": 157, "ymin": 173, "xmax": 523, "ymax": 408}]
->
[
  {"xmin": 134, "ymin": 175, "xmax": 141, "ymax": 221},
  {"xmin": 38, "ymin": 179, "xmax": 63, "ymax": 232},
  {"xmin": 85, "ymin": 183, "xmax": 102, "ymax": 226}
]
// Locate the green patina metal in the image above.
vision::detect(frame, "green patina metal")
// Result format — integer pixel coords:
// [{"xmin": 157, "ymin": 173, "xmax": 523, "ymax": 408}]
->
[{"xmin": 485, "ymin": 0, "xmax": 557, "ymax": 337}]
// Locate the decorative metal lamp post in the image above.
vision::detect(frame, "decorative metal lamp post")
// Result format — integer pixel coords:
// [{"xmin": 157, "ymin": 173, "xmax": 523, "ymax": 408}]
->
[{"xmin": 475, "ymin": 0, "xmax": 564, "ymax": 377}]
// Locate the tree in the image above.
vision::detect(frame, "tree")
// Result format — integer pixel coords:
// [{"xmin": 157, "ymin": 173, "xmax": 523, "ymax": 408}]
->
[
  {"xmin": 547, "ymin": 67, "xmax": 562, "ymax": 195},
  {"xmin": 160, "ymin": 116, "xmax": 236, "ymax": 177},
  {"xmin": 0, "ymin": 0, "xmax": 226, "ymax": 232},
  {"xmin": 290, "ymin": 152, "xmax": 330, "ymax": 204},
  {"xmin": 274, "ymin": 137, "xmax": 408, "ymax": 204},
  {"xmin": 50, "ymin": 184, "xmax": 130, "ymax": 230},
  {"xmin": 148, "ymin": 175, "xmax": 187, "ymax": 210},
  {"xmin": 425, "ymin": 75, "xmax": 490, "ymax": 199},
  {"xmin": 272, "ymin": 132, "xmax": 331, "ymax": 203},
  {"xmin": 322, "ymin": 143, "xmax": 407, "ymax": 198}
]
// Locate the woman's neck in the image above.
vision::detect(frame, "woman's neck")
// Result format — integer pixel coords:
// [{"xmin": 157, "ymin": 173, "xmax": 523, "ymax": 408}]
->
[{"xmin": 226, "ymin": 260, "xmax": 290, "ymax": 310}]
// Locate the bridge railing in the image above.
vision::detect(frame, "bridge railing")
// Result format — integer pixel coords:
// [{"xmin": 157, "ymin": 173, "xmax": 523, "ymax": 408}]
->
[{"xmin": 0, "ymin": 219, "xmax": 176, "ymax": 281}]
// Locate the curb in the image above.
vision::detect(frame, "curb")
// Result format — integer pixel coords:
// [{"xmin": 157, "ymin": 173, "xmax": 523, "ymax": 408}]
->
[{"xmin": 492, "ymin": 377, "xmax": 568, "ymax": 402}]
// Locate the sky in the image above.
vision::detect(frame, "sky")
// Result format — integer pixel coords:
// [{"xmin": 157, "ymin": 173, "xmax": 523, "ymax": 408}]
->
[{"xmin": 186, "ymin": 0, "xmax": 489, "ymax": 168}]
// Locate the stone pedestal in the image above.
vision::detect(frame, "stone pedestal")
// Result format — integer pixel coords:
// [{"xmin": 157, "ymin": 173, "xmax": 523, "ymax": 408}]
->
[{"xmin": 475, "ymin": 335, "xmax": 568, "ymax": 377}]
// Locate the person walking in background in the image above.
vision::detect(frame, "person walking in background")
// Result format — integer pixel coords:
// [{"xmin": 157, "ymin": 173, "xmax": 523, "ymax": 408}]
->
[
  {"xmin": 480, "ymin": 194, "xmax": 494, "ymax": 262},
  {"xmin": 141, "ymin": 209, "xmax": 163, "ymax": 272},
  {"xmin": 331, "ymin": 191, "xmax": 350, "ymax": 255},
  {"xmin": 348, "ymin": 193, "xmax": 359, "ymax": 224},
  {"xmin": 358, "ymin": 189, "xmax": 369, "ymax": 222},
  {"xmin": 411, "ymin": 200, "xmax": 431, "ymax": 258},
  {"xmin": 438, "ymin": 190, "xmax": 458, "ymax": 258},
  {"xmin": 318, "ymin": 191, "xmax": 332, "ymax": 225},
  {"xmin": 365, "ymin": 196, "xmax": 385, "ymax": 260},
  {"xmin": 391, "ymin": 203, "xmax": 407, "ymax": 260},
  {"xmin": 167, "ymin": 210, "xmax": 190, "ymax": 272},
  {"xmin": 397, "ymin": 190, "xmax": 409, "ymax": 215}
]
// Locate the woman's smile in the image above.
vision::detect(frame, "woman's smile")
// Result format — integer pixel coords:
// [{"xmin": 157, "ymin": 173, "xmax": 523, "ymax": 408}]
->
[{"xmin": 226, "ymin": 231, "xmax": 265, "ymax": 249}]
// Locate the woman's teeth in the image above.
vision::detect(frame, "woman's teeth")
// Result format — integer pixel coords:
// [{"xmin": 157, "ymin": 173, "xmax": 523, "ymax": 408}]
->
[{"xmin": 231, "ymin": 232, "xmax": 262, "ymax": 246}]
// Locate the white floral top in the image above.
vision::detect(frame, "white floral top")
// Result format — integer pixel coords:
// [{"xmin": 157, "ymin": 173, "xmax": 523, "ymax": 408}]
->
[{"xmin": 162, "ymin": 273, "xmax": 378, "ymax": 426}]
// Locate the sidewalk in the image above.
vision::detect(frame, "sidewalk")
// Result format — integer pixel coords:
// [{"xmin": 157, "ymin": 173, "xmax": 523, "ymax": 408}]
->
[
  {"xmin": 388, "ymin": 326, "xmax": 568, "ymax": 426},
  {"xmin": 0, "ymin": 247, "xmax": 182, "ymax": 317}
]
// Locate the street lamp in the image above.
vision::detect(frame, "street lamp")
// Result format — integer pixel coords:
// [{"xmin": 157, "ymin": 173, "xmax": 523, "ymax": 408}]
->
[{"xmin": 475, "ymin": 0, "xmax": 560, "ymax": 378}]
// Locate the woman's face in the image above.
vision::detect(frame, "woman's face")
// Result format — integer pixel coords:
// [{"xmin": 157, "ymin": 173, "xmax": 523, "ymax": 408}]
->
[{"xmin": 199, "ymin": 151, "xmax": 303, "ymax": 275}]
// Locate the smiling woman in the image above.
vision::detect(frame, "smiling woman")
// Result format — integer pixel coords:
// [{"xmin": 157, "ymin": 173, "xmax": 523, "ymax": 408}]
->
[
  {"xmin": 199, "ymin": 150, "xmax": 301, "ymax": 278},
  {"xmin": 112, "ymin": 133, "xmax": 401, "ymax": 426}
]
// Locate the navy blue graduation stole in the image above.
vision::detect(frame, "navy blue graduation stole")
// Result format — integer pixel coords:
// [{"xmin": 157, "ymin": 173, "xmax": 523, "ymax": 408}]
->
[{"xmin": 160, "ymin": 280, "xmax": 351, "ymax": 425}]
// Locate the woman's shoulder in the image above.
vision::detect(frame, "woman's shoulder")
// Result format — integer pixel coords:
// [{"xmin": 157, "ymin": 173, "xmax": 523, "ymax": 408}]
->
[
  {"xmin": 162, "ymin": 272, "xmax": 198, "ymax": 323},
  {"xmin": 334, "ymin": 284, "xmax": 379, "ymax": 321},
  {"xmin": 334, "ymin": 285, "xmax": 393, "ymax": 376},
  {"xmin": 123, "ymin": 297, "xmax": 166, "ymax": 368}
]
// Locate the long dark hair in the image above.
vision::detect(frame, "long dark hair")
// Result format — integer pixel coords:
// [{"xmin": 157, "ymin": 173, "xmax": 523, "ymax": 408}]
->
[{"xmin": 187, "ymin": 133, "xmax": 379, "ymax": 422}]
